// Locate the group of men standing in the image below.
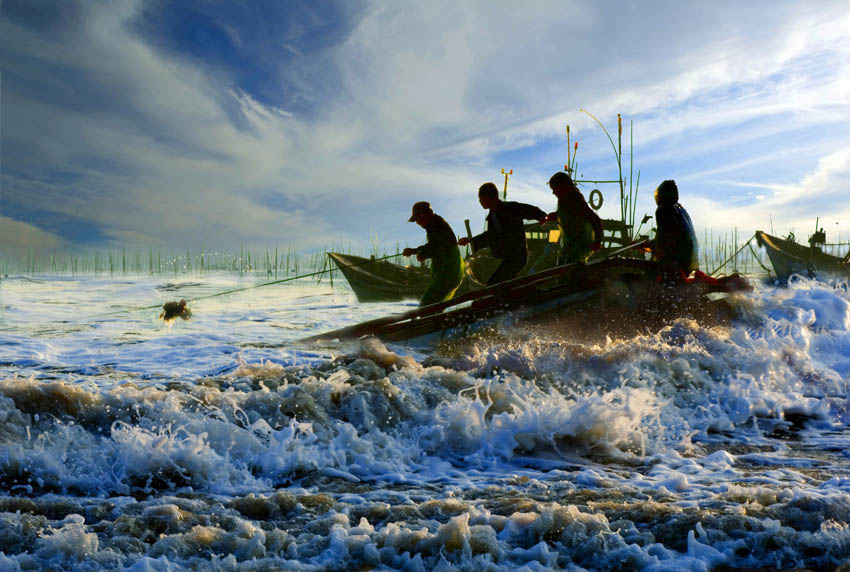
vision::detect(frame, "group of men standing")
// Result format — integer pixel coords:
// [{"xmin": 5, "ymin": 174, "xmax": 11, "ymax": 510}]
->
[{"xmin": 402, "ymin": 171, "xmax": 698, "ymax": 308}]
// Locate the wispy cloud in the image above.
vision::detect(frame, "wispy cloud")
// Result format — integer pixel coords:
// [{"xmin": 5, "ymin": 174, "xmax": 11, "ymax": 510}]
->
[{"xmin": 1, "ymin": 0, "xmax": 849, "ymax": 256}]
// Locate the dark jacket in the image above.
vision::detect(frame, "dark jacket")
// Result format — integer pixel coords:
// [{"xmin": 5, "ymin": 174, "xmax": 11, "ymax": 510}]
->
[
  {"xmin": 416, "ymin": 215, "xmax": 458, "ymax": 261},
  {"xmin": 654, "ymin": 203, "xmax": 699, "ymax": 272},
  {"xmin": 414, "ymin": 214, "xmax": 464, "ymax": 306},
  {"xmin": 470, "ymin": 200, "xmax": 546, "ymax": 262},
  {"xmin": 415, "ymin": 215, "xmax": 464, "ymax": 276},
  {"xmin": 557, "ymin": 191, "xmax": 603, "ymax": 264}
]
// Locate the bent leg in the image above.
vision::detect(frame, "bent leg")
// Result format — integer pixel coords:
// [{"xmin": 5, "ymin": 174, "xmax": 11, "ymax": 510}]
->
[
  {"xmin": 558, "ymin": 244, "xmax": 591, "ymax": 267},
  {"xmin": 486, "ymin": 256, "xmax": 527, "ymax": 286}
]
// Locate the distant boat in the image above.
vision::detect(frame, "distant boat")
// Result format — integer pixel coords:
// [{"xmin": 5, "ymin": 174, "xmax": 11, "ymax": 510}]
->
[
  {"xmin": 326, "ymin": 252, "xmax": 444, "ymax": 303},
  {"xmin": 305, "ymin": 241, "xmax": 750, "ymax": 346},
  {"xmin": 329, "ymin": 219, "xmax": 638, "ymax": 303},
  {"xmin": 755, "ymin": 230, "xmax": 849, "ymax": 282}
]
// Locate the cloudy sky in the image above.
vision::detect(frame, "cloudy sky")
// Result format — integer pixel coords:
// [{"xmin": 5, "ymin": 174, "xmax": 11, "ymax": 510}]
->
[{"xmin": 2, "ymin": 0, "xmax": 849, "ymax": 257}]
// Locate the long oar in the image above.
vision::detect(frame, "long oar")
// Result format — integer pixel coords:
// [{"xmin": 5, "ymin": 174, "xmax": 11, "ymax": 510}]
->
[
  {"xmin": 90, "ymin": 253, "xmax": 405, "ymax": 318},
  {"xmin": 300, "ymin": 239, "xmax": 651, "ymax": 342}
]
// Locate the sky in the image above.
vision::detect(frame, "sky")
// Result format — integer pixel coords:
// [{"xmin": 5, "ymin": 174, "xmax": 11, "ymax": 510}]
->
[{"xmin": 2, "ymin": 0, "xmax": 850, "ymax": 258}]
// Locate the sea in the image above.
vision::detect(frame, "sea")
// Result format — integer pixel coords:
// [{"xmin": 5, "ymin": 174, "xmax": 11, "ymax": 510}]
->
[{"xmin": 1, "ymin": 270, "xmax": 850, "ymax": 572}]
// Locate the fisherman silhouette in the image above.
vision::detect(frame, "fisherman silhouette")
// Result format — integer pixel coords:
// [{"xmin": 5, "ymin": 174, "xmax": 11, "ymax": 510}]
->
[
  {"xmin": 544, "ymin": 171, "xmax": 603, "ymax": 266},
  {"xmin": 458, "ymin": 182, "xmax": 547, "ymax": 285},
  {"xmin": 650, "ymin": 179, "xmax": 699, "ymax": 275},
  {"xmin": 402, "ymin": 201, "xmax": 464, "ymax": 307}
]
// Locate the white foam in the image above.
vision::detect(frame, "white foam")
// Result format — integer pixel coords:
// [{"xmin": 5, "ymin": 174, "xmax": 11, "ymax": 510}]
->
[
  {"xmin": 36, "ymin": 514, "xmax": 99, "ymax": 561},
  {"xmin": 2, "ymin": 273, "xmax": 850, "ymax": 570}
]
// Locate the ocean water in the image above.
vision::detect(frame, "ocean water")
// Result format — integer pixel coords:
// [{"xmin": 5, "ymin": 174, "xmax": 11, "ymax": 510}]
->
[{"xmin": 1, "ymin": 271, "xmax": 850, "ymax": 571}]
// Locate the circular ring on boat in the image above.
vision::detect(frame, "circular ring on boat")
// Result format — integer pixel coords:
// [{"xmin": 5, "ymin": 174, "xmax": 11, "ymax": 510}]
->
[{"xmin": 589, "ymin": 188, "xmax": 604, "ymax": 210}]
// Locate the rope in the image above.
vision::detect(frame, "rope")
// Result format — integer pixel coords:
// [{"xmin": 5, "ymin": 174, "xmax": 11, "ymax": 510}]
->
[
  {"xmin": 91, "ymin": 253, "xmax": 404, "ymax": 318},
  {"xmin": 747, "ymin": 240, "xmax": 773, "ymax": 276},
  {"xmin": 709, "ymin": 234, "xmax": 755, "ymax": 277}
]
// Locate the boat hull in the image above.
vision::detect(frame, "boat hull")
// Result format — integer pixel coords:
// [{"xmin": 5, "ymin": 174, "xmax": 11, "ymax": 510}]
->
[
  {"xmin": 380, "ymin": 259, "xmax": 740, "ymax": 345},
  {"xmin": 326, "ymin": 253, "xmax": 433, "ymax": 303},
  {"xmin": 755, "ymin": 231, "xmax": 848, "ymax": 282},
  {"xmin": 306, "ymin": 248, "xmax": 749, "ymax": 347}
]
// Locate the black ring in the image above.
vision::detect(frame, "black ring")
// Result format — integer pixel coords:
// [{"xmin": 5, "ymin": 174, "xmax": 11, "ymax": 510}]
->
[{"xmin": 589, "ymin": 189, "xmax": 604, "ymax": 210}]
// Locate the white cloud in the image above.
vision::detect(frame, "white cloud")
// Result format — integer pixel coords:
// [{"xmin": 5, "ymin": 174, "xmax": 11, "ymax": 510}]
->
[
  {"xmin": 325, "ymin": 1, "xmax": 850, "ymax": 160},
  {"xmin": 684, "ymin": 145, "xmax": 850, "ymax": 241},
  {"xmin": 2, "ymin": 0, "xmax": 850, "ymax": 258}
]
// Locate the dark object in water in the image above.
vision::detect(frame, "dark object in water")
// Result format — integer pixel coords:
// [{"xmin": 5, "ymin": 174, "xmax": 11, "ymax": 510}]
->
[{"xmin": 160, "ymin": 299, "xmax": 192, "ymax": 321}]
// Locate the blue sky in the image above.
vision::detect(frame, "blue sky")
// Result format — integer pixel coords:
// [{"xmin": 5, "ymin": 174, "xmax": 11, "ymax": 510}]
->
[{"xmin": 2, "ymin": 0, "xmax": 849, "ymax": 257}]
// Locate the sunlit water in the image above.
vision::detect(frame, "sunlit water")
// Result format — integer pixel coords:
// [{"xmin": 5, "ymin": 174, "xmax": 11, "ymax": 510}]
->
[{"xmin": 1, "ymin": 271, "xmax": 850, "ymax": 571}]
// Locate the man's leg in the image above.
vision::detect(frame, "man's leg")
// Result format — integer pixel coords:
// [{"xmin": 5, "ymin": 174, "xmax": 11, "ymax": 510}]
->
[
  {"xmin": 558, "ymin": 243, "xmax": 590, "ymax": 267},
  {"xmin": 486, "ymin": 256, "xmax": 526, "ymax": 286},
  {"xmin": 420, "ymin": 273, "xmax": 463, "ymax": 307}
]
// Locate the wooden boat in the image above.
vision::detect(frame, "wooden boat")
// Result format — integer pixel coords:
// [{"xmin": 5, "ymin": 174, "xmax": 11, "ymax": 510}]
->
[
  {"xmin": 329, "ymin": 219, "xmax": 639, "ymax": 303},
  {"xmin": 755, "ymin": 230, "xmax": 849, "ymax": 282},
  {"xmin": 305, "ymin": 242, "xmax": 750, "ymax": 346},
  {"xmin": 326, "ymin": 252, "xmax": 445, "ymax": 303}
]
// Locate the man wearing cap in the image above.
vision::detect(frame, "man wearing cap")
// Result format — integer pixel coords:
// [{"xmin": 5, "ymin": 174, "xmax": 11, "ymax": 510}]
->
[
  {"xmin": 458, "ymin": 182, "xmax": 547, "ymax": 285},
  {"xmin": 544, "ymin": 171, "xmax": 603, "ymax": 266},
  {"xmin": 651, "ymin": 179, "xmax": 699, "ymax": 274},
  {"xmin": 402, "ymin": 201, "xmax": 465, "ymax": 307}
]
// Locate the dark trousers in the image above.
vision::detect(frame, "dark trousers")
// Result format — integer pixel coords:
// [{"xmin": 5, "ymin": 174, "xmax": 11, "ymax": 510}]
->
[{"xmin": 486, "ymin": 255, "xmax": 527, "ymax": 286}]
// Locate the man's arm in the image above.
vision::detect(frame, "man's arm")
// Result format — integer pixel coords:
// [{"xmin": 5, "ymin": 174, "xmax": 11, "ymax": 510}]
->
[
  {"xmin": 510, "ymin": 201, "xmax": 547, "ymax": 222},
  {"xmin": 416, "ymin": 241, "xmax": 433, "ymax": 259},
  {"xmin": 459, "ymin": 216, "xmax": 488, "ymax": 252},
  {"xmin": 466, "ymin": 230, "xmax": 489, "ymax": 253},
  {"xmin": 653, "ymin": 206, "xmax": 679, "ymax": 259}
]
